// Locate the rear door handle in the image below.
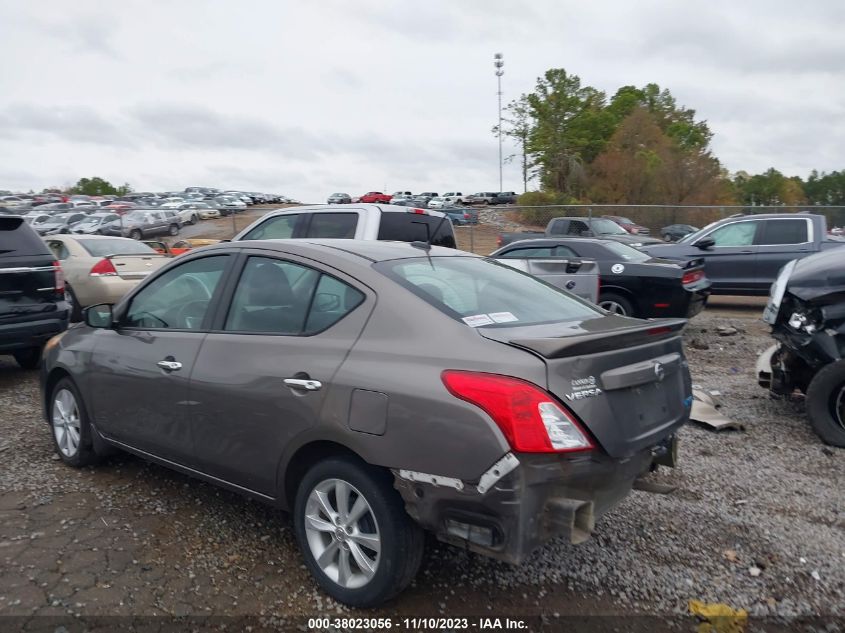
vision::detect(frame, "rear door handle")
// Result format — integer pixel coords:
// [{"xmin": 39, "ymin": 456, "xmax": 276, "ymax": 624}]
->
[
  {"xmin": 157, "ymin": 360, "xmax": 182, "ymax": 371},
  {"xmin": 284, "ymin": 378, "xmax": 322, "ymax": 391}
]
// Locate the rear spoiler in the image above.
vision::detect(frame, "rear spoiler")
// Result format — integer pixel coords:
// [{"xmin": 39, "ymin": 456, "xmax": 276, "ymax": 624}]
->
[{"xmin": 509, "ymin": 318, "xmax": 687, "ymax": 359}]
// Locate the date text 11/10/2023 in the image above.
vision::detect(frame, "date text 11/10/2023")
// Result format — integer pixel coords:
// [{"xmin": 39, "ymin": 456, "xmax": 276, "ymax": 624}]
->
[{"xmin": 307, "ymin": 617, "xmax": 529, "ymax": 630}]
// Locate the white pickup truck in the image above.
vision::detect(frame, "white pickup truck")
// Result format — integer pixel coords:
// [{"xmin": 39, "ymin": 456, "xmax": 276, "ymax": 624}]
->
[{"xmin": 234, "ymin": 203, "xmax": 457, "ymax": 247}]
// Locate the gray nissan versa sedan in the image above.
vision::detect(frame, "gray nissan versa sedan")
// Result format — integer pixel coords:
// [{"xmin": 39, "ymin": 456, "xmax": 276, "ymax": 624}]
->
[{"xmin": 41, "ymin": 239, "xmax": 691, "ymax": 607}]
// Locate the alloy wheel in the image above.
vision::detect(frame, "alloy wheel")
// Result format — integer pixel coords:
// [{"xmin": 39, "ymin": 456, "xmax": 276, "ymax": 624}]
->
[
  {"xmin": 303, "ymin": 478, "xmax": 381, "ymax": 589},
  {"xmin": 52, "ymin": 388, "xmax": 81, "ymax": 457},
  {"xmin": 599, "ymin": 300, "xmax": 628, "ymax": 315}
]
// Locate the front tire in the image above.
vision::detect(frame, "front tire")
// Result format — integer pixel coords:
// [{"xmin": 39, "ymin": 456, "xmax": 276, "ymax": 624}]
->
[
  {"xmin": 49, "ymin": 378, "xmax": 100, "ymax": 467},
  {"xmin": 168, "ymin": 224, "xmax": 179, "ymax": 236},
  {"xmin": 129, "ymin": 229, "xmax": 142, "ymax": 240},
  {"xmin": 293, "ymin": 456, "xmax": 423, "ymax": 608},
  {"xmin": 806, "ymin": 360, "xmax": 845, "ymax": 447}
]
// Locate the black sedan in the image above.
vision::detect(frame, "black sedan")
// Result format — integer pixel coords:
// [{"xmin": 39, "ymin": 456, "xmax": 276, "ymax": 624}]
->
[
  {"xmin": 491, "ymin": 238, "xmax": 711, "ymax": 318},
  {"xmin": 661, "ymin": 224, "xmax": 698, "ymax": 242}
]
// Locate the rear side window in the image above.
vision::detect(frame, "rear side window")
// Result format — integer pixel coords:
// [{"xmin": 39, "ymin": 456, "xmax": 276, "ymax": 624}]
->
[
  {"xmin": 377, "ymin": 212, "xmax": 456, "ymax": 248},
  {"xmin": 0, "ymin": 217, "xmax": 51, "ymax": 256},
  {"xmin": 759, "ymin": 219, "xmax": 808, "ymax": 245},
  {"xmin": 305, "ymin": 213, "xmax": 357, "ymax": 238},
  {"xmin": 376, "ymin": 256, "xmax": 598, "ymax": 327},
  {"xmin": 241, "ymin": 214, "xmax": 300, "ymax": 240},
  {"xmin": 224, "ymin": 256, "xmax": 363, "ymax": 335}
]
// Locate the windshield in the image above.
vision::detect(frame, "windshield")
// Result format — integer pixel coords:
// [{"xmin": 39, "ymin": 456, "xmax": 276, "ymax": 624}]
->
[
  {"xmin": 602, "ymin": 241, "xmax": 650, "ymax": 261},
  {"xmin": 591, "ymin": 219, "xmax": 628, "ymax": 235},
  {"xmin": 77, "ymin": 239, "xmax": 157, "ymax": 257},
  {"xmin": 375, "ymin": 256, "xmax": 599, "ymax": 327}
]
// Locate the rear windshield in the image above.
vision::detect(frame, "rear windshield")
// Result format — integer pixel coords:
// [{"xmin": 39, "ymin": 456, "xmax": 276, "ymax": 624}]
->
[
  {"xmin": 77, "ymin": 239, "xmax": 157, "ymax": 257},
  {"xmin": 0, "ymin": 217, "xmax": 51, "ymax": 256},
  {"xmin": 377, "ymin": 212, "xmax": 455, "ymax": 248},
  {"xmin": 375, "ymin": 256, "xmax": 598, "ymax": 327}
]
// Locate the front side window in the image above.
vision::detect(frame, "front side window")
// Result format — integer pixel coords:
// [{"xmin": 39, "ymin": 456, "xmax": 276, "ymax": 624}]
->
[
  {"xmin": 377, "ymin": 256, "xmax": 599, "ymax": 327},
  {"xmin": 305, "ymin": 213, "xmax": 358, "ymax": 238},
  {"xmin": 123, "ymin": 255, "xmax": 229, "ymax": 330},
  {"xmin": 709, "ymin": 221, "xmax": 758, "ymax": 247},
  {"xmin": 500, "ymin": 246, "xmax": 556, "ymax": 258},
  {"xmin": 241, "ymin": 214, "xmax": 300, "ymax": 240},
  {"xmin": 759, "ymin": 219, "xmax": 808, "ymax": 245}
]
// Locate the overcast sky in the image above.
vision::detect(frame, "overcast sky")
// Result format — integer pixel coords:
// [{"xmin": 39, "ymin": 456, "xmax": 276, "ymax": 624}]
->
[{"xmin": 1, "ymin": 0, "xmax": 843, "ymax": 202}]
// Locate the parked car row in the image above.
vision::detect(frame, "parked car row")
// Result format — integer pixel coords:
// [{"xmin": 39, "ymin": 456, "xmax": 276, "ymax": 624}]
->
[{"xmin": 326, "ymin": 191, "xmax": 520, "ymax": 208}]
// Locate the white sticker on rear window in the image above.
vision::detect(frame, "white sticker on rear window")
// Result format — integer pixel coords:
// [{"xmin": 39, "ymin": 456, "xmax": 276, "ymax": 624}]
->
[
  {"xmin": 462, "ymin": 314, "xmax": 495, "ymax": 327},
  {"xmin": 489, "ymin": 311, "xmax": 518, "ymax": 323}
]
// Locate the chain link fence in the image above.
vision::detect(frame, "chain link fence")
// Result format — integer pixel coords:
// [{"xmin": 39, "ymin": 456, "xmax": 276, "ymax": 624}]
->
[{"xmin": 453, "ymin": 204, "xmax": 845, "ymax": 255}]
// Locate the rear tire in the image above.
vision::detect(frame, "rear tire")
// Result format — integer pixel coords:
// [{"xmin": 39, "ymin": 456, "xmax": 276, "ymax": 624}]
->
[
  {"xmin": 663, "ymin": 233, "xmax": 673, "ymax": 242},
  {"xmin": 130, "ymin": 229, "xmax": 141, "ymax": 240},
  {"xmin": 805, "ymin": 360, "xmax": 845, "ymax": 447},
  {"xmin": 65, "ymin": 285, "xmax": 83, "ymax": 323},
  {"xmin": 293, "ymin": 456, "xmax": 423, "ymax": 608},
  {"xmin": 13, "ymin": 347, "xmax": 42, "ymax": 370},
  {"xmin": 598, "ymin": 292, "xmax": 635, "ymax": 317}
]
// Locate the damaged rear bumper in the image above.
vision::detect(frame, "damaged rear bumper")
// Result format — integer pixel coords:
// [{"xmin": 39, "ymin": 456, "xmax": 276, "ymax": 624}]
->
[{"xmin": 392, "ymin": 436, "xmax": 676, "ymax": 564}]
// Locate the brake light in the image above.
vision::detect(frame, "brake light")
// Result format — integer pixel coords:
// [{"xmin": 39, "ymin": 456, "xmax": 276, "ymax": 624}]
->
[
  {"xmin": 52, "ymin": 261, "xmax": 65, "ymax": 294},
  {"xmin": 409, "ymin": 208, "xmax": 427, "ymax": 214},
  {"xmin": 89, "ymin": 258, "xmax": 118, "ymax": 277},
  {"xmin": 441, "ymin": 371, "xmax": 593, "ymax": 453},
  {"xmin": 682, "ymin": 270, "xmax": 704, "ymax": 285},
  {"xmin": 463, "ymin": 213, "xmax": 470, "ymax": 220},
  {"xmin": 496, "ymin": 236, "xmax": 503, "ymax": 247}
]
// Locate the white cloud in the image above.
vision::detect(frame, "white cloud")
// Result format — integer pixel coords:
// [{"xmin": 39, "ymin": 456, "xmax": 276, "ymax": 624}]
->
[{"xmin": 0, "ymin": 0, "xmax": 842, "ymax": 200}]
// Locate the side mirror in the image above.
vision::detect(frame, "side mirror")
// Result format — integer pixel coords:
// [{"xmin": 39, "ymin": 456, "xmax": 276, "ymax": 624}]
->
[
  {"xmin": 84, "ymin": 304, "xmax": 114, "ymax": 328},
  {"xmin": 694, "ymin": 236, "xmax": 715, "ymax": 249}
]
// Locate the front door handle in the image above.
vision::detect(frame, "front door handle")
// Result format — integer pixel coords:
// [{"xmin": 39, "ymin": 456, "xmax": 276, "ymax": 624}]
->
[
  {"xmin": 157, "ymin": 360, "xmax": 182, "ymax": 371},
  {"xmin": 284, "ymin": 378, "xmax": 322, "ymax": 391}
]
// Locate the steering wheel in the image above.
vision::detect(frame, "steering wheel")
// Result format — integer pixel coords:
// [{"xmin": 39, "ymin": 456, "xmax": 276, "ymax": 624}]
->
[
  {"xmin": 181, "ymin": 275, "xmax": 211, "ymax": 300},
  {"xmin": 175, "ymin": 300, "xmax": 209, "ymax": 329}
]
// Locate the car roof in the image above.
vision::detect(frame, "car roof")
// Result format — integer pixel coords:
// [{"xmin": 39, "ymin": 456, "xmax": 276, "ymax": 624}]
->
[
  {"xmin": 204, "ymin": 238, "xmax": 473, "ymax": 264},
  {"xmin": 251, "ymin": 203, "xmax": 447, "ymax": 218}
]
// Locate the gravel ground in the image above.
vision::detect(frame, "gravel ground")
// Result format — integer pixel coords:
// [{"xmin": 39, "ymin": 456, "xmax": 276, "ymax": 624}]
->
[{"xmin": 0, "ymin": 309, "xmax": 843, "ymax": 620}]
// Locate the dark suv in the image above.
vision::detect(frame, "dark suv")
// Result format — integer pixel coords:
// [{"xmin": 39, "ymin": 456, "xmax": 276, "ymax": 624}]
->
[{"xmin": 0, "ymin": 217, "xmax": 68, "ymax": 368}]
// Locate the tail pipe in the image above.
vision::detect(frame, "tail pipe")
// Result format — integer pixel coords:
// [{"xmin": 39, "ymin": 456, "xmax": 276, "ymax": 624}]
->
[{"xmin": 545, "ymin": 499, "xmax": 595, "ymax": 544}]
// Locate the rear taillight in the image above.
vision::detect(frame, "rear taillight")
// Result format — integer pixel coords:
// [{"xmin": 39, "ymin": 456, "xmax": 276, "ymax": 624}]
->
[
  {"xmin": 52, "ymin": 261, "xmax": 65, "ymax": 294},
  {"xmin": 682, "ymin": 270, "xmax": 704, "ymax": 285},
  {"xmin": 89, "ymin": 258, "xmax": 118, "ymax": 277},
  {"xmin": 496, "ymin": 236, "xmax": 503, "ymax": 247},
  {"xmin": 441, "ymin": 371, "xmax": 594, "ymax": 453}
]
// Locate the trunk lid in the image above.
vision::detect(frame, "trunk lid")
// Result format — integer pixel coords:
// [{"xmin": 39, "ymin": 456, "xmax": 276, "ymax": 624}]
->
[
  {"xmin": 108, "ymin": 254, "xmax": 169, "ymax": 280},
  {"xmin": 479, "ymin": 315, "xmax": 691, "ymax": 458}
]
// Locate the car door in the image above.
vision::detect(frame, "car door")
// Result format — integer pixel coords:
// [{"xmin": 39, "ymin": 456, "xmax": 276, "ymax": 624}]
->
[
  {"xmin": 755, "ymin": 218, "xmax": 812, "ymax": 288},
  {"xmin": 87, "ymin": 254, "xmax": 234, "ymax": 463},
  {"xmin": 188, "ymin": 251, "xmax": 372, "ymax": 496},
  {"xmin": 694, "ymin": 219, "xmax": 762, "ymax": 292}
]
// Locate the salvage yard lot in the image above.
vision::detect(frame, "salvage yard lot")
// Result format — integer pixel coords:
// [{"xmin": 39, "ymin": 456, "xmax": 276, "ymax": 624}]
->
[{"xmin": 0, "ymin": 311, "xmax": 842, "ymax": 619}]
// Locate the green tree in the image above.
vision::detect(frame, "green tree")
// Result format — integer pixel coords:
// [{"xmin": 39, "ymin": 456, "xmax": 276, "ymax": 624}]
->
[
  {"xmin": 525, "ymin": 69, "xmax": 614, "ymax": 197},
  {"xmin": 493, "ymin": 95, "xmax": 535, "ymax": 193},
  {"xmin": 69, "ymin": 177, "xmax": 132, "ymax": 196}
]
